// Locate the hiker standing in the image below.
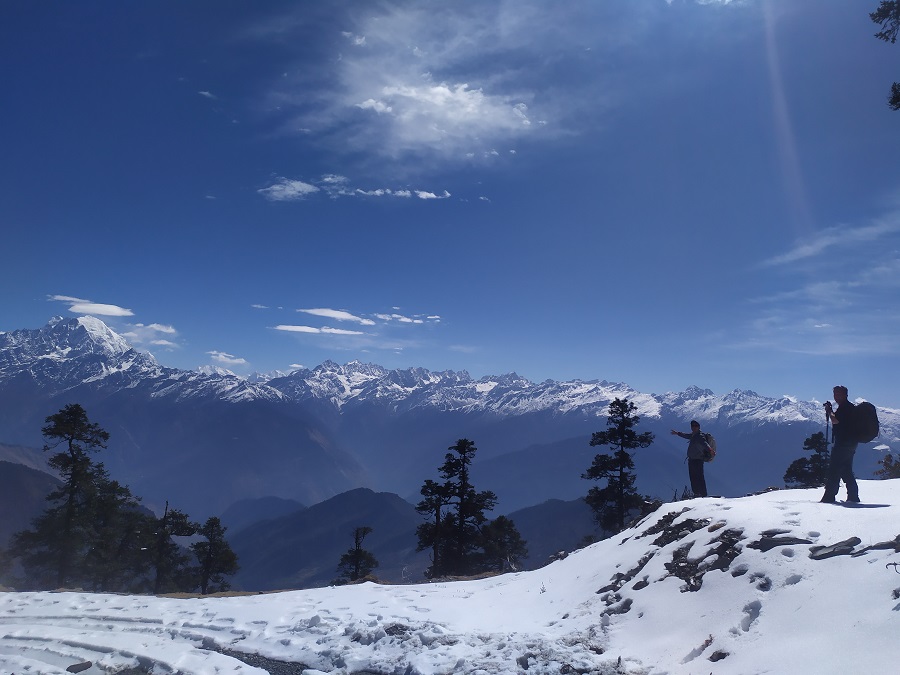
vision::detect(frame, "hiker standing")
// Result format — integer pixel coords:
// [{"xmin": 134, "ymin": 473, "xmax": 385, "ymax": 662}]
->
[
  {"xmin": 821, "ymin": 385, "xmax": 860, "ymax": 503},
  {"xmin": 670, "ymin": 420, "xmax": 710, "ymax": 498}
]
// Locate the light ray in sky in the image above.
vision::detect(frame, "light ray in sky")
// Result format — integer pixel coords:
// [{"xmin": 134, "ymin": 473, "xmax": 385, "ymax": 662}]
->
[{"xmin": 762, "ymin": 0, "xmax": 814, "ymax": 237}]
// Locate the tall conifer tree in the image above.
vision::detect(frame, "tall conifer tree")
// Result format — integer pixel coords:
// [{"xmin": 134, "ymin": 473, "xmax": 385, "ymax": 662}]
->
[{"xmin": 583, "ymin": 398, "xmax": 654, "ymax": 533}]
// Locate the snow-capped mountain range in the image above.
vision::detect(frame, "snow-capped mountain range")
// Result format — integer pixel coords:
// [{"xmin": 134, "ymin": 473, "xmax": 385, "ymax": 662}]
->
[
  {"xmin": 0, "ymin": 316, "xmax": 896, "ymax": 519},
  {"xmin": 3, "ymin": 315, "xmax": 889, "ymax": 428}
]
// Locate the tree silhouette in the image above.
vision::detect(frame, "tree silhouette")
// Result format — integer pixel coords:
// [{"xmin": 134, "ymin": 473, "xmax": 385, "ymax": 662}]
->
[
  {"xmin": 583, "ymin": 398, "xmax": 655, "ymax": 533},
  {"xmin": 480, "ymin": 515, "xmax": 528, "ymax": 572},
  {"xmin": 191, "ymin": 517, "xmax": 239, "ymax": 595},
  {"xmin": 416, "ymin": 439, "xmax": 512, "ymax": 578},
  {"xmin": 80, "ymin": 473, "xmax": 152, "ymax": 593},
  {"xmin": 783, "ymin": 432, "xmax": 830, "ymax": 488},
  {"xmin": 871, "ymin": 1, "xmax": 900, "ymax": 109},
  {"xmin": 875, "ymin": 453, "xmax": 900, "ymax": 479},
  {"xmin": 414, "ymin": 479, "xmax": 452, "ymax": 577},
  {"xmin": 11, "ymin": 404, "xmax": 111, "ymax": 588},
  {"xmin": 337, "ymin": 526, "xmax": 379, "ymax": 583},
  {"xmin": 151, "ymin": 503, "xmax": 196, "ymax": 594}
]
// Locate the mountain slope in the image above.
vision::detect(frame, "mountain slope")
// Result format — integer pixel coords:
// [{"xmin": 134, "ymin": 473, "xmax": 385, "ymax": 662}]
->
[
  {"xmin": 1, "ymin": 480, "xmax": 898, "ymax": 674},
  {"xmin": 0, "ymin": 461, "xmax": 60, "ymax": 546},
  {"xmin": 229, "ymin": 488, "xmax": 429, "ymax": 590}
]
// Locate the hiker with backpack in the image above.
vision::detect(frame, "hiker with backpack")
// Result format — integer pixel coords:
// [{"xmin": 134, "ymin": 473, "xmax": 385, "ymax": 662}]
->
[
  {"xmin": 671, "ymin": 420, "xmax": 712, "ymax": 498},
  {"xmin": 821, "ymin": 385, "xmax": 860, "ymax": 504}
]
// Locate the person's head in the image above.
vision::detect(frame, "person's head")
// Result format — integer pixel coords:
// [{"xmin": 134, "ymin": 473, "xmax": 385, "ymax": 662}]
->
[
  {"xmin": 833, "ymin": 385, "xmax": 849, "ymax": 404},
  {"xmin": 690, "ymin": 420, "xmax": 700, "ymax": 431}
]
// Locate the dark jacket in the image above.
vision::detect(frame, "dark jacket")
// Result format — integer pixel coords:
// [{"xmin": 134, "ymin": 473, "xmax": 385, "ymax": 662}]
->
[
  {"xmin": 675, "ymin": 430, "xmax": 711, "ymax": 460},
  {"xmin": 833, "ymin": 401, "xmax": 857, "ymax": 446}
]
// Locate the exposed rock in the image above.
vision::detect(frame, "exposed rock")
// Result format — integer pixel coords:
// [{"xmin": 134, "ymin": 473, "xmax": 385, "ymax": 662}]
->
[
  {"xmin": 809, "ymin": 537, "xmax": 862, "ymax": 560},
  {"xmin": 748, "ymin": 536, "xmax": 813, "ymax": 552}
]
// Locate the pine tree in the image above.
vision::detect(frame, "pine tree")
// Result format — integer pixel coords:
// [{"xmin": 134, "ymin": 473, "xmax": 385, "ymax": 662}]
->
[
  {"xmin": 191, "ymin": 517, "xmax": 239, "ymax": 595},
  {"xmin": 80, "ymin": 472, "xmax": 153, "ymax": 593},
  {"xmin": 871, "ymin": 1, "xmax": 900, "ymax": 109},
  {"xmin": 480, "ymin": 515, "xmax": 528, "ymax": 572},
  {"xmin": 336, "ymin": 526, "xmax": 379, "ymax": 583},
  {"xmin": 783, "ymin": 432, "xmax": 830, "ymax": 488},
  {"xmin": 151, "ymin": 503, "xmax": 197, "ymax": 594},
  {"xmin": 415, "ymin": 439, "xmax": 507, "ymax": 578},
  {"xmin": 582, "ymin": 398, "xmax": 655, "ymax": 533},
  {"xmin": 11, "ymin": 404, "xmax": 110, "ymax": 589},
  {"xmin": 875, "ymin": 453, "xmax": 900, "ymax": 479},
  {"xmin": 415, "ymin": 479, "xmax": 452, "ymax": 577}
]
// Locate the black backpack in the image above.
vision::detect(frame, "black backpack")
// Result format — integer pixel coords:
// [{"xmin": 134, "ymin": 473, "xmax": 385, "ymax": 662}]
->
[{"xmin": 855, "ymin": 401, "xmax": 880, "ymax": 443}]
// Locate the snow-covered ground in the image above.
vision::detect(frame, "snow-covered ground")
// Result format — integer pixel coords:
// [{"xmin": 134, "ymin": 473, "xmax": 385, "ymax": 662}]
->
[{"xmin": 1, "ymin": 480, "xmax": 899, "ymax": 674}]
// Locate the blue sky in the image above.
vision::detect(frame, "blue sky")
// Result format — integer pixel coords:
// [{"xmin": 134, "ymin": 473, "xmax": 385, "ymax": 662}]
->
[{"xmin": 3, "ymin": 0, "xmax": 900, "ymax": 407}]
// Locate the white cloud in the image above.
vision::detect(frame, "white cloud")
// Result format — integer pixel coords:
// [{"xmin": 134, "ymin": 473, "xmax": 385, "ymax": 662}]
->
[
  {"xmin": 122, "ymin": 323, "xmax": 182, "ymax": 350},
  {"xmin": 145, "ymin": 323, "xmax": 176, "ymax": 334},
  {"xmin": 297, "ymin": 308, "xmax": 376, "ymax": 326},
  {"xmin": 257, "ymin": 174, "xmax": 445, "ymax": 202},
  {"xmin": 198, "ymin": 91, "xmax": 218, "ymax": 100},
  {"xmin": 49, "ymin": 294, "xmax": 134, "ymax": 317},
  {"xmin": 352, "ymin": 81, "xmax": 535, "ymax": 157},
  {"xmin": 258, "ymin": 178, "xmax": 320, "ymax": 201},
  {"xmin": 415, "ymin": 190, "xmax": 451, "ymax": 200},
  {"xmin": 208, "ymin": 350, "xmax": 248, "ymax": 366},
  {"xmin": 67, "ymin": 303, "xmax": 134, "ymax": 317},
  {"xmin": 257, "ymin": 3, "xmax": 579, "ymax": 167},
  {"xmin": 341, "ymin": 31, "xmax": 366, "ymax": 47},
  {"xmin": 273, "ymin": 325, "xmax": 366, "ymax": 336},
  {"xmin": 373, "ymin": 312, "xmax": 434, "ymax": 325},
  {"xmin": 357, "ymin": 99, "xmax": 392, "ymax": 114}
]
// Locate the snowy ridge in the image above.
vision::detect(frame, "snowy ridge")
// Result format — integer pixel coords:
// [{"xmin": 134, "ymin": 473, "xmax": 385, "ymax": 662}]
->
[
  {"xmin": 0, "ymin": 317, "xmax": 281, "ymax": 404},
  {"xmin": 271, "ymin": 362, "xmax": 898, "ymax": 440},
  {"xmin": 1, "ymin": 480, "xmax": 898, "ymax": 674},
  {"xmin": 2, "ymin": 317, "xmax": 898, "ymax": 439}
]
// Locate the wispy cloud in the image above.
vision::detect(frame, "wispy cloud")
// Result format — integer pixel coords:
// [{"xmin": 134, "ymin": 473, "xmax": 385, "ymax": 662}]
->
[
  {"xmin": 737, "ymin": 211, "xmax": 900, "ymax": 356},
  {"xmin": 48, "ymin": 295, "xmax": 134, "ymax": 317},
  {"xmin": 298, "ymin": 308, "xmax": 376, "ymax": 325},
  {"xmin": 208, "ymin": 350, "xmax": 248, "ymax": 366},
  {"xmin": 415, "ymin": 190, "xmax": 451, "ymax": 200},
  {"xmin": 246, "ymin": 1, "xmax": 750, "ymax": 181},
  {"xmin": 374, "ymin": 312, "xmax": 423, "ymax": 325},
  {"xmin": 273, "ymin": 325, "xmax": 366, "ymax": 335},
  {"xmin": 761, "ymin": 217, "xmax": 900, "ymax": 267},
  {"xmin": 257, "ymin": 178, "xmax": 320, "ymax": 201},
  {"xmin": 258, "ymin": 174, "xmax": 449, "ymax": 202},
  {"xmin": 270, "ymin": 304, "xmax": 442, "ymax": 357},
  {"xmin": 198, "ymin": 91, "xmax": 218, "ymax": 100},
  {"xmin": 121, "ymin": 323, "xmax": 181, "ymax": 351},
  {"xmin": 253, "ymin": 2, "xmax": 602, "ymax": 169}
]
